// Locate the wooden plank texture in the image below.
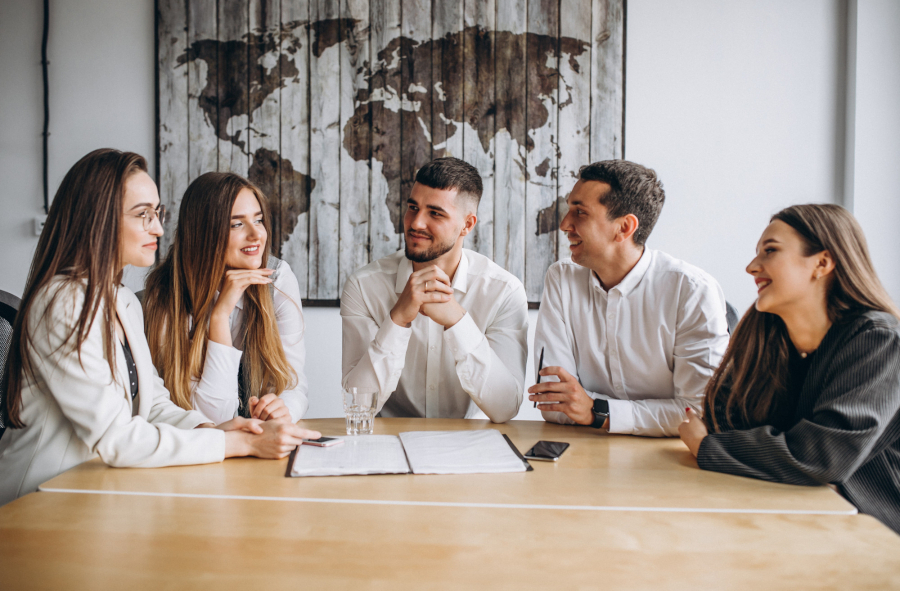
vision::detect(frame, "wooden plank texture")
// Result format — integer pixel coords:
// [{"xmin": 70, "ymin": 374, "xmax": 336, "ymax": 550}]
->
[
  {"xmin": 248, "ymin": 0, "xmax": 283, "ymax": 253},
  {"xmin": 187, "ymin": 0, "xmax": 219, "ymax": 181},
  {"xmin": 557, "ymin": 0, "xmax": 592, "ymax": 259},
  {"xmin": 217, "ymin": 0, "xmax": 250, "ymax": 176},
  {"xmin": 279, "ymin": 0, "xmax": 312, "ymax": 295},
  {"xmin": 308, "ymin": 0, "xmax": 342, "ymax": 298},
  {"xmin": 524, "ymin": 0, "xmax": 560, "ymax": 301},
  {"xmin": 462, "ymin": 0, "xmax": 496, "ymax": 258},
  {"xmin": 492, "ymin": 0, "xmax": 527, "ymax": 281},
  {"xmin": 157, "ymin": 0, "xmax": 189, "ymax": 256},
  {"xmin": 399, "ymin": 0, "xmax": 432, "ymax": 247},
  {"xmin": 159, "ymin": 0, "xmax": 625, "ymax": 303},
  {"xmin": 367, "ymin": 0, "xmax": 402, "ymax": 261},
  {"xmin": 338, "ymin": 0, "xmax": 371, "ymax": 287}
]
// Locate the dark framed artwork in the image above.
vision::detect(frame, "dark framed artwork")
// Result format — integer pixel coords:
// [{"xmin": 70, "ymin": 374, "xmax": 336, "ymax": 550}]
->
[{"xmin": 157, "ymin": 0, "xmax": 624, "ymax": 304}]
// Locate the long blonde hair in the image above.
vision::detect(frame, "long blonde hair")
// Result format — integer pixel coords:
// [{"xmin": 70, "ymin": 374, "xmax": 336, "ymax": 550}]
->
[
  {"xmin": 143, "ymin": 173, "xmax": 296, "ymax": 412},
  {"xmin": 704, "ymin": 204, "xmax": 900, "ymax": 432}
]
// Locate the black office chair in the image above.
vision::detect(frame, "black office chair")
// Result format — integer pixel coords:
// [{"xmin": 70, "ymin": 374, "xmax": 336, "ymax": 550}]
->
[
  {"xmin": 0, "ymin": 290, "xmax": 21, "ymax": 441},
  {"xmin": 725, "ymin": 301, "xmax": 739, "ymax": 335}
]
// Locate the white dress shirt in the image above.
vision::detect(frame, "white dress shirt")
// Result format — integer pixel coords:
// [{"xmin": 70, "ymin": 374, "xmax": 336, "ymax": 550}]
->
[
  {"xmin": 191, "ymin": 259, "xmax": 309, "ymax": 424},
  {"xmin": 534, "ymin": 249, "xmax": 730, "ymax": 437},
  {"xmin": 341, "ymin": 249, "xmax": 529, "ymax": 423},
  {"xmin": 0, "ymin": 279, "xmax": 224, "ymax": 506}
]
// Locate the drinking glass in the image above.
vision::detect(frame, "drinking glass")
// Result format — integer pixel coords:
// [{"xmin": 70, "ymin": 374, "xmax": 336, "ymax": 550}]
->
[{"xmin": 342, "ymin": 387, "xmax": 377, "ymax": 435}]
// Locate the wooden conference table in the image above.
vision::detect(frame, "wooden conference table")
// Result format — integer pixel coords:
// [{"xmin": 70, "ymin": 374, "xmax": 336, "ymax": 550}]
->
[{"xmin": 1, "ymin": 418, "xmax": 899, "ymax": 589}]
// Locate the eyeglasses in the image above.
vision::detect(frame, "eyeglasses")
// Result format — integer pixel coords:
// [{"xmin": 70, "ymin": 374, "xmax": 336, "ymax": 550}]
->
[{"xmin": 132, "ymin": 205, "xmax": 168, "ymax": 230}]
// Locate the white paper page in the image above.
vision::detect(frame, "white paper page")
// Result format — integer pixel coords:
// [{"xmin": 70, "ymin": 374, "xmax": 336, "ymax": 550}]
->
[
  {"xmin": 399, "ymin": 430, "xmax": 528, "ymax": 475},
  {"xmin": 289, "ymin": 435, "xmax": 411, "ymax": 477}
]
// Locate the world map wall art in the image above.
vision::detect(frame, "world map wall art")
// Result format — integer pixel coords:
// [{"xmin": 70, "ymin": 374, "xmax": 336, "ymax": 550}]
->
[{"xmin": 157, "ymin": 0, "xmax": 624, "ymax": 303}]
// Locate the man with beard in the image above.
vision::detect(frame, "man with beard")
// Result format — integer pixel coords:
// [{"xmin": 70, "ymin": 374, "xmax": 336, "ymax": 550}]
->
[{"xmin": 340, "ymin": 157, "xmax": 528, "ymax": 422}]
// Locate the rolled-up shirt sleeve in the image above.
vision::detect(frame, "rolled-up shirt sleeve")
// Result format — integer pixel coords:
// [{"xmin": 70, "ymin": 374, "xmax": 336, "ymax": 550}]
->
[
  {"xmin": 341, "ymin": 275, "xmax": 411, "ymax": 412},
  {"xmin": 444, "ymin": 284, "xmax": 528, "ymax": 423}
]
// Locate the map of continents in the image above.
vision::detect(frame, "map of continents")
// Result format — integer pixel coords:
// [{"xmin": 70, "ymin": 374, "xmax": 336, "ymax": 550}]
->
[{"xmin": 177, "ymin": 18, "xmax": 587, "ymax": 262}]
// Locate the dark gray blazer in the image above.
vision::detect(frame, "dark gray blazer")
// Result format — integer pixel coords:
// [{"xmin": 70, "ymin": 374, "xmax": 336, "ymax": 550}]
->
[{"xmin": 698, "ymin": 310, "xmax": 900, "ymax": 535}]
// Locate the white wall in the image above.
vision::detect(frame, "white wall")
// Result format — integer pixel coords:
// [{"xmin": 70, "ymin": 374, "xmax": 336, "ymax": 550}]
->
[
  {"xmin": 853, "ymin": 0, "xmax": 900, "ymax": 303},
  {"xmin": 626, "ymin": 0, "xmax": 849, "ymax": 314},
  {"xmin": 0, "ymin": 0, "xmax": 156, "ymax": 295},
  {"xmin": 2, "ymin": 0, "xmax": 898, "ymax": 421}
]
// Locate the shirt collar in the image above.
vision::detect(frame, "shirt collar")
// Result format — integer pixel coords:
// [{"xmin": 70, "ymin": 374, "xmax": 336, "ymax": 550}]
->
[
  {"xmin": 395, "ymin": 249, "xmax": 470, "ymax": 294},
  {"xmin": 590, "ymin": 248, "xmax": 652, "ymax": 296}
]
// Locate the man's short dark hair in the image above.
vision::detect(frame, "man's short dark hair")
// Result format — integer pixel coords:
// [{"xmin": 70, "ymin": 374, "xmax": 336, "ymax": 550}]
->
[
  {"xmin": 415, "ymin": 157, "xmax": 483, "ymax": 212},
  {"xmin": 578, "ymin": 160, "xmax": 665, "ymax": 246}
]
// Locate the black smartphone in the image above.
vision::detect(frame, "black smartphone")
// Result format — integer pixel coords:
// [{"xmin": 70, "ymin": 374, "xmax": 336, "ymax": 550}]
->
[
  {"xmin": 524, "ymin": 441, "xmax": 570, "ymax": 462},
  {"xmin": 301, "ymin": 436, "xmax": 344, "ymax": 447}
]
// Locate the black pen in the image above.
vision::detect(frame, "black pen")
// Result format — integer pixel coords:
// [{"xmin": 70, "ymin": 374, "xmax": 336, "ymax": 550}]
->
[{"xmin": 533, "ymin": 347, "xmax": 545, "ymax": 408}]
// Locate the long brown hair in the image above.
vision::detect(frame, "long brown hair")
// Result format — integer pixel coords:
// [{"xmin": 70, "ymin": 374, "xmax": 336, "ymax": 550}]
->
[
  {"xmin": 704, "ymin": 204, "xmax": 900, "ymax": 432},
  {"xmin": 5, "ymin": 149, "xmax": 147, "ymax": 428},
  {"xmin": 143, "ymin": 172, "xmax": 296, "ymax": 412}
]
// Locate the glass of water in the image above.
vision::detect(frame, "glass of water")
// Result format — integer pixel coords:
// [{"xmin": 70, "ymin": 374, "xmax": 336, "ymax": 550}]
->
[{"xmin": 342, "ymin": 387, "xmax": 377, "ymax": 435}]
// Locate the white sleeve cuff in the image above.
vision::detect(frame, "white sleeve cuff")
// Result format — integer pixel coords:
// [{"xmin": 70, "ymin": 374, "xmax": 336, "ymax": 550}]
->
[
  {"xmin": 374, "ymin": 318, "xmax": 412, "ymax": 355},
  {"xmin": 442, "ymin": 312, "xmax": 482, "ymax": 362},
  {"xmin": 606, "ymin": 398, "xmax": 635, "ymax": 434},
  {"xmin": 197, "ymin": 340, "xmax": 244, "ymax": 400}
]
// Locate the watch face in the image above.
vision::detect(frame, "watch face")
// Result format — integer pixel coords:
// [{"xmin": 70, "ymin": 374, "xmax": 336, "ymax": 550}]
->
[{"xmin": 592, "ymin": 398, "xmax": 609, "ymax": 415}]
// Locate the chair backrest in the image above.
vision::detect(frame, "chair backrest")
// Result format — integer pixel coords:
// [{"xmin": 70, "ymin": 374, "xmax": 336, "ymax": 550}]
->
[
  {"xmin": 725, "ymin": 301, "xmax": 740, "ymax": 336},
  {"xmin": 0, "ymin": 290, "xmax": 22, "ymax": 440}
]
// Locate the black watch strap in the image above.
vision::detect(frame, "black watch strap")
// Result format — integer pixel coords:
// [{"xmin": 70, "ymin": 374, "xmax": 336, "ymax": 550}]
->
[{"xmin": 590, "ymin": 398, "xmax": 610, "ymax": 429}]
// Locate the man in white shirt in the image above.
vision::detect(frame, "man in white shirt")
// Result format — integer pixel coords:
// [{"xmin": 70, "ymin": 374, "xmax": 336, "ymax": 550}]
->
[
  {"xmin": 341, "ymin": 157, "xmax": 529, "ymax": 422},
  {"xmin": 528, "ymin": 160, "xmax": 730, "ymax": 437}
]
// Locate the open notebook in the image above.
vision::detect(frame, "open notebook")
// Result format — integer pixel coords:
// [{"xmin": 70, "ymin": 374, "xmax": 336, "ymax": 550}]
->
[{"xmin": 288, "ymin": 430, "xmax": 532, "ymax": 477}]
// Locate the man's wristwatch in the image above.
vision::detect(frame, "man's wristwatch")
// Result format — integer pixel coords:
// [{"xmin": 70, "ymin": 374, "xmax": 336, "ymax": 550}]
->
[{"xmin": 590, "ymin": 398, "xmax": 610, "ymax": 429}]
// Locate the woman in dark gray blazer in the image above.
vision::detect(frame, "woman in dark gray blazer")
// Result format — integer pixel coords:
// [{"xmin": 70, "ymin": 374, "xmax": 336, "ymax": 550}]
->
[{"xmin": 679, "ymin": 204, "xmax": 900, "ymax": 535}]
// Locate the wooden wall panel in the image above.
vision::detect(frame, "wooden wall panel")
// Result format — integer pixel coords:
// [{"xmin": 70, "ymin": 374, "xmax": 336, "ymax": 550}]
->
[
  {"xmin": 159, "ymin": 0, "xmax": 624, "ymax": 304},
  {"xmin": 338, "ymin": 0, "xmax": 371, "ymax": 290},
  {"xmin": 492, "ymin": 0, "xmax": 527, "ymax": 281},
  {"xmin": 279, "ymin": 0, "xmax": 311, "ymax": 297},
  {"xmin": 462, "ymin": 0, "xmax": 495, "ymax": 259},
  {"xmin": 308, "ymin": 0, "xmax": 342, "ymax": 298},
  {"xmin": 367, "ymin": 0, "xmax": 402, "ymax": 262},
  {"xmin": 157, "ymin": 0, "xmax": 189, "ymax": 256},
  {"xmin": 524, "ymin": 0, "xmax": 560, "ymax": 301}
]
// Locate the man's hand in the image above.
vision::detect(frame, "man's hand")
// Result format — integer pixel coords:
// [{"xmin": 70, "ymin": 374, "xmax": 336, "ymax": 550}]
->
[
  {"xmin": 527, "ymin": 366, "xmax": 600, "ymax": 426},
  {"xmin": 249, "ymin": 394, "xmax": 292, "ymax": 423},
  {"xmin": 390, "ymin": 265, "xmax": 453, "ymax": 327},
  {"xmin": 679, "ymin": 408, "xmax": 708, "ymax": 457}
]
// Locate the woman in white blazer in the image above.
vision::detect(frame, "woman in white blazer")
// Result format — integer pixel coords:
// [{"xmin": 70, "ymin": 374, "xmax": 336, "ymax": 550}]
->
[
  {"xmin": 143, "ymin": 172, "xmax": 308, "ymax": 425},
  {"xmin": 0, "ymin": 149, "xmax": 319, "ymax": 506}
]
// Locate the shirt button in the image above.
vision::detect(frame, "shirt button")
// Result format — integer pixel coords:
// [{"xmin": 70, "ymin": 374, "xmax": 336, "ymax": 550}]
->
[
  {"xmin": 429, "ymin": 385, "xmax": 435, "ymax": 390},
  {"xmin": 430, "ymin": 346, "xmax": 435, "ymax": 351}
]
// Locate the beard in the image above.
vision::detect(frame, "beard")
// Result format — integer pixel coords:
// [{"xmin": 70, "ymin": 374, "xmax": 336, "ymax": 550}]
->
[{"xmin": 404, "ymin": 231, "xmax": 457, "ymax": 263}]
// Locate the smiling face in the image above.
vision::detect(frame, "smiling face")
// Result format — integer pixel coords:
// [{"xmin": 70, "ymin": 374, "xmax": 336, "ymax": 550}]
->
[
  {"xmin": 559, "ymin": 180, "xmax": 623, "ymax": 270},
  {"xmin": 747, "ymin": 220, "xmax": 830, "ymax": 316},
  {"xmin": 224, "ymin": 188, "xmax": 267, "ymax": 269},
  {"xmin": 120, "ymin": 171, "xmax": 163, "ymax": 269},
  {"xmin": 403, "ymin": 182, "xmax": 474, "ymax": 264}
]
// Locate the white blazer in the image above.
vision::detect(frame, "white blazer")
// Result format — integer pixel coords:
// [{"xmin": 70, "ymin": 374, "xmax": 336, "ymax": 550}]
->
[{"xmin": 0, "ymin": 278, "xmax": 225, "ymax": 506}]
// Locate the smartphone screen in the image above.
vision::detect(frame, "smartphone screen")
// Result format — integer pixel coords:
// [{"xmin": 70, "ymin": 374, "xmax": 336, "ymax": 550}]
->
[
  {"xmin": 524, "ymin": 441, "xmax": 570, "ymax": 461},
  {"xmin": 302, "ymin": 437, "xmax": 343, "ymax": 447}
]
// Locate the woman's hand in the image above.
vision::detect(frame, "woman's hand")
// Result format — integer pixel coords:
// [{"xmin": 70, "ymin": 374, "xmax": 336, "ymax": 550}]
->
[
  {"xmin": 209, "ymin": 268, "xmax": 274, "ymax": 347},
  {"xmin": 249, "ymin": 394, "xmax": 292, "ymax": 423},
  {"xmin": 679, "ymin": 408, "xmax": 708, "ymax": 458},
  {"xmin": 216, "ymin": 416, "xmax": 264, "ymax": 434}
]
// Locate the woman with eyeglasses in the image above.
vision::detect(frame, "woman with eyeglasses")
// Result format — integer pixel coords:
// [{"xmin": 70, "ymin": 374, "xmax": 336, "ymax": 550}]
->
[
  {"xmin": 142, "ymin": 172, "xmax": 307, "ymax": 425},
  {"xmin": 679, "ymin": 204, "xmax": 900, "ymax": 534},
  {"xmin": 0, "ymin": 149, "xmax": 319, "ymax": 506}
]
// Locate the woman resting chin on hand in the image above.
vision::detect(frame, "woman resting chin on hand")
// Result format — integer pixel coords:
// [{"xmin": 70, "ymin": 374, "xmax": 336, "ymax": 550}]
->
[
  {"xmin": 680, "ymin": 204, "xmax": 900, "ymax": 535},
  {"xmin": 0, "ymin": 150, "xmax": 318, "ymax": 507},
  {"xmin": 143, "ymin": 172, "xmax": 309, "ymax": 425}
]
